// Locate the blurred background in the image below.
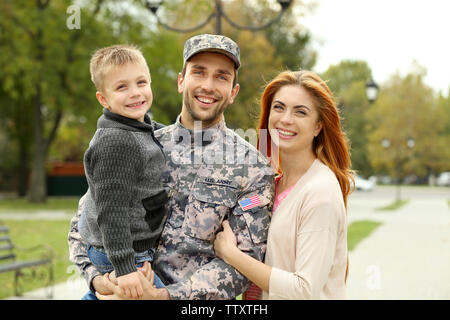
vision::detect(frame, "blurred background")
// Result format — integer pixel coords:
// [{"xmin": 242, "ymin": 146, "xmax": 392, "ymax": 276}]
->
[{"xmin": 0, "ymin": 0, "xmax": 449, "ymax": 299}]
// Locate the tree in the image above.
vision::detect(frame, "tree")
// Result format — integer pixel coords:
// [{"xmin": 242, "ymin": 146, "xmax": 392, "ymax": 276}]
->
[
  {"xmin": 434, "ymin": 90, "xmax": 450, "ymax": 172},
  {"xmin": 366, "ymin": 65, "xmax": 447, "ymax": 182},
  {"xmin": 0, "ymin": 0, "xmax": 118, "ymax": 201},
  {"xmin": 0, "ymin": 0, "xmax": 316, "ymax": 200},
  {"xmin": 321, "ymin": 60, "xmax": 373, "ymax": 176}
]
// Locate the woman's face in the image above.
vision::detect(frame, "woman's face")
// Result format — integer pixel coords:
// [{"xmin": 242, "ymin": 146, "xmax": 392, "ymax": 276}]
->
[{"xmin": 268, "ymin": 85, "xmax": 322, "ymax": 154}]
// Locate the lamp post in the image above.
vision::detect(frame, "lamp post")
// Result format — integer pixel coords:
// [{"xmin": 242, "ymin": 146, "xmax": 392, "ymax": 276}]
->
[
  {"xmin": 145, "ymin": 0, "xmax": 292, "ymax": 35},
  {"xmin": 366, "ymin": 77, "xmax": 379, "ymax": 104}
]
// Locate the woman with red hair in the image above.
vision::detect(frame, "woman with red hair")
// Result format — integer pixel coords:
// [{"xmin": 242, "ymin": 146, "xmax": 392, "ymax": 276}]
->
[{"xmin": 214, "ymin": 70, "xmax": 354, "ymax": 299}]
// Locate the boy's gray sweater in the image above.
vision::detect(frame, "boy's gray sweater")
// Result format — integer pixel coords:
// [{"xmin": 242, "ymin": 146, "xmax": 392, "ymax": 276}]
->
[{"xmin": 79, "ymin": 109, "xmax": 167, "ymax": 277}]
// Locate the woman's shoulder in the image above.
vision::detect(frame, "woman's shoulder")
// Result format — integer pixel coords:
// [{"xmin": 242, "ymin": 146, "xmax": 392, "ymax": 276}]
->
[
  {"xmin": 297, "ymin": 161, "xmax": 346, "ymax": 223},
  {"xmin": 304, "ymin": 160, "xmax": 340, "ymax": 192}
]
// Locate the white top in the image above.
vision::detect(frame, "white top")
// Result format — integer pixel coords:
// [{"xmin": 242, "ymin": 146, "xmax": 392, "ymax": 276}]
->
[{"xmin": 262, "ymin": 159, "xmax": 348, "ymax": 300}]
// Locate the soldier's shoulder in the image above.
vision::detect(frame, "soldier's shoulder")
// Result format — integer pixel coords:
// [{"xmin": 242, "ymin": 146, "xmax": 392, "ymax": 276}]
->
[
  {"xmin": 225, "ymin": 128, "xmax": 271, "ymax": 168},
  {"xmin": 155, "ymin": 123, "xmax": 176, "ymax": 139}
]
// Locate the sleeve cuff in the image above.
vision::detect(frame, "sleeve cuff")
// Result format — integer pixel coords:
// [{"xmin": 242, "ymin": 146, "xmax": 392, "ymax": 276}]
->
[
  {"xmin": 268, "ymin": 267, "xmax": 290, "ymax": 299},
  {"xmin": 85, "ymin": 265, "xmax": 102, "ymax": 293}
]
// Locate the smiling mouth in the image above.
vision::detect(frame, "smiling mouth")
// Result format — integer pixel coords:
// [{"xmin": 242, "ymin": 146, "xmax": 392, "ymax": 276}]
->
[
  {"xmin": 195, "ymin": 95, "xmax": 218, "ymax": 106},
  {"xmin": 277, "ymin": 128, "xmax": 297, "ymax": 137},
  {"xmin": 126, "ymin": 101, "xmax": 146, "ymax": 108}
]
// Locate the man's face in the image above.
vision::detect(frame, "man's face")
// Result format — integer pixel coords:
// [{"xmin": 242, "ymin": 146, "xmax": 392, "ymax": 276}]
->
[{"xmin": 178, "ymin": 52, "xmax": 240, "ymax": 129}]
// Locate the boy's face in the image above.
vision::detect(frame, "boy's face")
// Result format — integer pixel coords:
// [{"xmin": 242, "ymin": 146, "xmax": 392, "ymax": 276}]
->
[
  {"xmin": 96, "ymin": 62, "xmax": 152, "ymax": 122},
  {"xmin": 177, "ymin": 52, "xmax": 239, "ymax": 129}
]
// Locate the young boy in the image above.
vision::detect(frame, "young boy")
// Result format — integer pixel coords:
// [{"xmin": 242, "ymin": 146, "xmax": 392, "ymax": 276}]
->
[{"xmin": 79, "ymin": 44, "xmax": 168, "ymax": 299}]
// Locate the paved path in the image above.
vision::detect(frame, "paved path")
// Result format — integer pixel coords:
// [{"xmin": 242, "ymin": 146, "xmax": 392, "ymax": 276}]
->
[
  {"xmin": 3, "ymin": 187, "xmax": 450, "ymax": 300},
  {"xmin": 5, "ymin": 276, "xmax": 88, "ymax": 300},
  {"xmin": 0, "ymin": 211, "xmax": 73, "ymax": 220},
  {"xmin": 346, "ymin": 195, "xmax": 450, "ymax": 299}
]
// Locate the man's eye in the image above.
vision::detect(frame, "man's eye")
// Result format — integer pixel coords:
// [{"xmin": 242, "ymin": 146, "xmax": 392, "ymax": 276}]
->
[
  {"xmin": 138, "ymin": 80, "xmax": 147, "ymax": 85},
  {"xmin": 116, "ymin": 85, "xmax": 125, "ymax": 90}
]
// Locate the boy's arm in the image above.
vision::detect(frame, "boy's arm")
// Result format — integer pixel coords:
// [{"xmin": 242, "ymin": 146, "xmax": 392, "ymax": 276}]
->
[{"xmin": 89, "ymin": 132, "xmax": 141, "ymax": 277}]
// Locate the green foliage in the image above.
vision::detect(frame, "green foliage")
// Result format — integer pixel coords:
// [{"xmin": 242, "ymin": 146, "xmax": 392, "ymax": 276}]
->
[
  {"xmin": 366, "ymin": 65, "xmax": 449, "ymax": 178},
  {"xmin": 143, "ymin": 31, "xmax": 184, "ymax": 125},
  {"xmin": 321, "ymin": 61, "xmax": 373, "ymax": 177}
]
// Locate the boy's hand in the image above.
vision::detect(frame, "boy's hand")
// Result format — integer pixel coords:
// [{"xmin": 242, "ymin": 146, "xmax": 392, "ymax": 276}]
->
[{"xmin": 117, "ymin": 272, "xmax": 144, "ymax": 299}]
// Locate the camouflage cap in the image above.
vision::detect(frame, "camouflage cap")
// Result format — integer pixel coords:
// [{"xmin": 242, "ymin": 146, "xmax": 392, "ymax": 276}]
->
[{"xmin": 183, "ymin": 34, "xmax": 240, "ymax": 69}]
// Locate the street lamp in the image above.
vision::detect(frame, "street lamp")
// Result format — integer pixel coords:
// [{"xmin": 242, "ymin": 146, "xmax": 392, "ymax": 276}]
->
[
  {"xmin": 366, "ymin": 77, "xmax": 379, "ymax": 104},
  {"xmin": 407, "ymin": 137, "xmax": 415, "ymax": 149},
  {"xmin": 145, "ymin": 0, "xmax": 292, "ymax": 35}
]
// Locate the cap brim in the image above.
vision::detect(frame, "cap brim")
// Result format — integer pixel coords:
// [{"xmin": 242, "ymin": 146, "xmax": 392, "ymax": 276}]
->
[{"xmin": 185, "ymin": 48, "xmax": 240, "ymax": 69}]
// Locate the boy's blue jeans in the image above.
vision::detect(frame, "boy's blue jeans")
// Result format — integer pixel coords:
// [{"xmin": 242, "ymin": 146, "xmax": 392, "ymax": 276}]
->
[{"xmin": 81, "ymin": 245, "xmax": 165, "ymax": 300}]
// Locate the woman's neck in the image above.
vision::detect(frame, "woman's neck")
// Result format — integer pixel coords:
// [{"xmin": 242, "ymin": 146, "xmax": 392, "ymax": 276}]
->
[{"xmin": 278, "ymin": 149, "xmax": 316, "ymax": 189}]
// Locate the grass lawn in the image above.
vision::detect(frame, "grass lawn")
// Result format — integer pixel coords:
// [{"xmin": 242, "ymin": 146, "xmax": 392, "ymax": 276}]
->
[
  {"xmin": 0, "ymin": 219, "xmax": 73, "ymax": 299},
  {"xmin": 0, "ymin": 196, "xmax": 79, "ymax": 212},
  {"xmin": 347, "ymin": 220, "xmax": 382, "ymax": 251},
  {"xmin": 376, "ymin": 199, "xmax": 409, "ymax": 211}
]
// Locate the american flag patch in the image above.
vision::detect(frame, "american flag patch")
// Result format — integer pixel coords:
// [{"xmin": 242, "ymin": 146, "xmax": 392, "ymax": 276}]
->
[{"xmin": 238, "ymin": 195, "xmax": 262, "ymax": 211}]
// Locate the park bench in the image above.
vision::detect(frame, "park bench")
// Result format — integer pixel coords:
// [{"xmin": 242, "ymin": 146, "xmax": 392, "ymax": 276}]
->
[{"xmin": 0, "ymin": 225, "xmax": 54, "ymax": 298}]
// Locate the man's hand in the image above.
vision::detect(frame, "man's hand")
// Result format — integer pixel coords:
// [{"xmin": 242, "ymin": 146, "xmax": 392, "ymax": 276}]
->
[
  {"xmin": 117, "ymin": 271, "xmax": 144, "ymax": 299},
  {"xmin": 92, "ymin": 274, "xmax": 113, "ymax": 295}
]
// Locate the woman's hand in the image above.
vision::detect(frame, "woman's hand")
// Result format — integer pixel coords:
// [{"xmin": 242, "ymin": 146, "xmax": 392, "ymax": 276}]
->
[{"xmin": 214, "ymin": 220, "xmax": 238, "ymax": 264}]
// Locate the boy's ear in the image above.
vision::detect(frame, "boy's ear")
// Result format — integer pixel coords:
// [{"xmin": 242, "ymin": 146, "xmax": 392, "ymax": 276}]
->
[{"xmin": 96, "ymin": 91, "xmax": 110, "ymax": 109}]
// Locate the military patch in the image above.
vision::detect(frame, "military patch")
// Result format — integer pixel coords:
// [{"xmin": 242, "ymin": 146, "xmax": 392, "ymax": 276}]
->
[
  {"xmin": 238, "ymin": 195, "xmax": 262, "ymax": 211},
  {"xmin": 200, "ymin": 177, "xmax": 238, "ymax": 189}
]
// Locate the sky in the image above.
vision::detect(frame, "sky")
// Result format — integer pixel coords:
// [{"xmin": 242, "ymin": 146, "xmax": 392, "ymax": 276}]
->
[{"xmin": 299, "ymin": 0, "xmax": 450, "ymax": 94}]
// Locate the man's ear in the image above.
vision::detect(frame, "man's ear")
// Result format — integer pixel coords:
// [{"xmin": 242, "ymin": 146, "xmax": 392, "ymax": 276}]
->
[
  {"xmin": 177, "ymin": 73, "xmax": 184, "ymax": 94},
  {"xmin": 96, "ymin": 91, "xmax": 109, "ymax": 110},
  {"xmin": 228, "ymin": 83, "xmax": 240, "ymax": 105}
]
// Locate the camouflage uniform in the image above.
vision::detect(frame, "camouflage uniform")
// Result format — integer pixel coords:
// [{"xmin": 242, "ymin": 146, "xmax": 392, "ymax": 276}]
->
[{"xmin": 68, "ymin": 117, "xmax": 274, "ymax": 299}]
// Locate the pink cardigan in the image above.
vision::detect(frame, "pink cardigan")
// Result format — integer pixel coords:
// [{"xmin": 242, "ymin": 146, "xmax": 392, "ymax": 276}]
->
[{"xmin": 262, "ymin": 159, "xmax": 348, "ymax": 299}]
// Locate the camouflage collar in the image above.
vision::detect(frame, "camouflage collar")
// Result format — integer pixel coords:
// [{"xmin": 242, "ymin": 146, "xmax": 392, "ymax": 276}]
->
[{"xmin": 173, "ymin": 114, "xmax": 227, "ymax": 146}]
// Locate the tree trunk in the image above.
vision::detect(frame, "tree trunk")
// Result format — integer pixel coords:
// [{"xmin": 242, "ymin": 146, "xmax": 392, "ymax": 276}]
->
[
  {"xmin": 28, "ymin": 85, "xmax": 47, "ymax": 203},
  {"xmin": 17, "ymin": 141, "xmax": 30, "ymax": 197}
]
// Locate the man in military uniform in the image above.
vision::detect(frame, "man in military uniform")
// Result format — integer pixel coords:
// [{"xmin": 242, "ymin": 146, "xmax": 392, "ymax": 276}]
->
[{"xmin": 68, "ymin": 34, "xmax": 274, "ymax": 300}]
